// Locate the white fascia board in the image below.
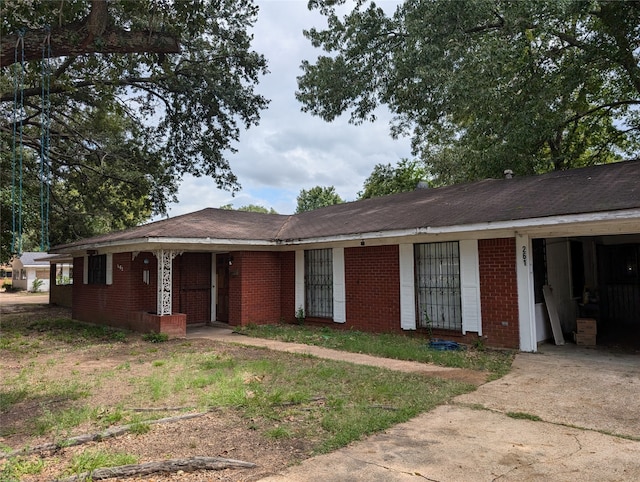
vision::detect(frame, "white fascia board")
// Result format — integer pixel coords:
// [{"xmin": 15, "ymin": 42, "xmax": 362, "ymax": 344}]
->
[
  {"xmin": 53, "ymin": 237, "xmax": 277, "ymax": 255},
  {"xmin": 283, "ymin": 208, "xmax": 640, "ymax": 246}
]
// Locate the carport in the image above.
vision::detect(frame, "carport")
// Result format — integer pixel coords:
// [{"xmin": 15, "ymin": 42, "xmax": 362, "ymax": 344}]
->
[{"xmin": 529, "ymin": 229, "xmax": 640, "ymax": 351}]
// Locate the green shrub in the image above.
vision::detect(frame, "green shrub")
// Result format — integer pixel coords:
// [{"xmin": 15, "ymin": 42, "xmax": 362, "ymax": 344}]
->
[
  {"xmin": 31, "ymin": 278, "xmax": 44, "ymax": 293},
  {"xmin": 142, "ymin": 332, "xmax": 169, "ymax": 343}
]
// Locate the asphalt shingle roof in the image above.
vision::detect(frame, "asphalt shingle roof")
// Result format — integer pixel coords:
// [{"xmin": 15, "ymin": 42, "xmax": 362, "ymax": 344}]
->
[
  {"xmin": 15, "ymin": 252, "xmax": 50, "ymax": 266},
  {"xmin": 53, "ymin": 161, "xmax": 640, "ymax": 251}
]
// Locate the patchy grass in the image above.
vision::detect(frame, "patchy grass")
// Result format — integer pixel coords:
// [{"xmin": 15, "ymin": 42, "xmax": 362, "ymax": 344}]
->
[
  {"xmin": 236, "ymin": 324, "xmax": 514, "ymax": 377},
  {"xmin": 0, "ymin": 456, "xmax": 46, "ymax": 481},
  {"xmin": 66, "ymin": 450, "xmax": 138, "ymax": 477},
  {"xmin": 1, "ymin": 310, "xmax": 517, "ymax": 478},
  {"xmin": 1, "ymin": 315, "xmax": 128, "ymax": 354}
]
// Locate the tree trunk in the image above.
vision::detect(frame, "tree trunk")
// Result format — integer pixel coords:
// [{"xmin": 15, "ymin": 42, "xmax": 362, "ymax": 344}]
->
[
  {"xmin": 0, "ymin": 412, "xmax": 207, "ymax": 459},
  {"xmin": 56, "ymin": 456, "xmax": 257, "ymax": 482},
  {"xmin": 1, "ymin": 29, "xmax": 180, "ymax": 67},
  {"xmin": 0, "ymin": 0, "xmax": 179, "ymax": 67}
]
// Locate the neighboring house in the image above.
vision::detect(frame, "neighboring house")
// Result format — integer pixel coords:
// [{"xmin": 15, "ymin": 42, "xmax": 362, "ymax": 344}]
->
[
  {"xmin": 36, "ymin": 254, "xmax": 74, "ymax": 308},
  {"xmin": 11, "ymin": 252, "xmax": 51, "ymax": 292},
  {"xmin": 51, "ymin": 161, "xmax": 640, "ymax": 351},
  {"xmin": 1, "ymin": 264, "xmax": 12, "ymax": 287}
]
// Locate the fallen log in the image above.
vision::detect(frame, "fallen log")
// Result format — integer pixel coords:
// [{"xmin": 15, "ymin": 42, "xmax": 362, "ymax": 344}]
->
[
  {"xmin": 0, "ymin": 412, "xmax": 207, "ymax": 459},
  {"xmin": 55, "ymin": 456, "xmax": 257, "ymax": 481},
  {"xmin": 128, "ymin": 406, "xmax": 195, "ymax": 412}
]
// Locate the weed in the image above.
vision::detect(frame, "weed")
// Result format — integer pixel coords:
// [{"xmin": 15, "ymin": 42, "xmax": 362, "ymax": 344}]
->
[
  {"xmin": 31, "ymin": 278, "xmax": 44, "ymax": 293},
  {"xmin": 129, "ymin": 421, "xmax": 151, "ymax": 434},
  {"xmin": 152, "ymin": 360, "xmax": 166, "ymax": 367},
  {"xmin": 116, "ymin": 361, "xmax": 131, "ymax": 370},
  {"xmin": 142, "ymin": 332, "xmax": 169, "ymax": 343},
  {"xmin": 1, "ymin": 456, "xmax": 45, "ymax": 481},
  {"xmin": 0, "ymin": 388, "xmax": 28, "ymax": 412},
  {"xmin": 295, "ymin": 306, "xmax": 305, "ymax": 325},
  {"xmin": 33, "ymin": 406, "xmax": 95, "ymax": 436},
  {"xmin": 265, "ymin": 426, "xmax": 291, "ymax": 439},
  {"xmin": 66, "ymin": 450, "xmax": 137, "ymax": 476},
  {"xmin": 506, "ymin": 411, "xmax": 542, "ymax": 421}
]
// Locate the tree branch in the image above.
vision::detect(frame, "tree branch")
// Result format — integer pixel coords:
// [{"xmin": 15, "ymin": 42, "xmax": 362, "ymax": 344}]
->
[
  {"xmin": 563, "ymin": 100, "xmax": 640, "ymax": 125},
  {"xmin": 1, "ymin": 28, "xmax": 180, "ymax": 67},
  {"xmin": 0, "ymin": 75, "xmax": 167, "ymax": 102}
]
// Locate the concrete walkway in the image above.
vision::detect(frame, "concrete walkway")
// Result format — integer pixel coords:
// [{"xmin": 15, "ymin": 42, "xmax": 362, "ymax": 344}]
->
[
  {"xmin": 187, "ymin": 325, "xmax": 487, "ymax": 385},
  {"xmin": 187, "ymin": 326, "xmax": 640, "ymax": 481}
]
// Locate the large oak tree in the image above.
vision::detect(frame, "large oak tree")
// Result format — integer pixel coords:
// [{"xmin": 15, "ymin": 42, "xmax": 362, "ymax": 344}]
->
[
  {"xmin": 0, "ymin": 0, "xmax": 268, "ymax": 260},
  {"xmin": 298, "ymin": 0, "xmax": 640, "ymax": 185}
]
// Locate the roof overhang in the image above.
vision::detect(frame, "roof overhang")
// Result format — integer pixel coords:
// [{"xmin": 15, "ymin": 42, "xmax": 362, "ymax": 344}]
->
[{"xmin": 52, "ymin": 208, "xmax": 640, "ymax": 255}]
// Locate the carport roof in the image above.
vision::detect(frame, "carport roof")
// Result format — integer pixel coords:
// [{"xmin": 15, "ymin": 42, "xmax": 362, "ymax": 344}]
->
[{"xmin": 53, "ymin": 160, "xmax": 640, "ymax": 251}]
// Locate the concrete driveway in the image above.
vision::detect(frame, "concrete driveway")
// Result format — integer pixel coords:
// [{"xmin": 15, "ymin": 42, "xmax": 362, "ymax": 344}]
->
[{"xmin": 260, "ymin": 344, "xmax": 640, "ymax": 481}]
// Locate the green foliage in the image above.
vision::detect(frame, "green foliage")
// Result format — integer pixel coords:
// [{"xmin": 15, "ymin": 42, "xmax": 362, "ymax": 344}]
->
[
  {"xmin": 142, "ymin": 332, "xmax": 169, "ymax": 343},
  {"xmin": 128, "ymin": 421, "xmax": 151, "ymax": 434},
  {"xmin": 0, "ymin": 0, "xmax": 268, "ymax": 260},
  {"xmin": 358, "ymin": 158, "xmax": 427, "ymax": 199},
  {"xmin": 219, "ymin": 203, "xmax": 278, "ymax": 213},
  {"xmin": 66, "ymin": 450, "xmax": 138, "ymax": 476},
  {"xmin": 295, "ymin": 185, "xmax": 344, "ymax": 213},
  {"xmin": 295, "ymin": 306, "xmax": 305, "ymax": 325},
  {"xmin": 30, "ymin": 278, "xmax": 44, "ymax": 293},
  {"xmin": 0, "ymin": 456, "xmax": 45, "ymax": 481},
  {"xmin": 506, "ymin": 411, "xmax": 542, "ymax": 422},
  {"xmin": 299, "ymin": 1, "xmax": 640, "ymax": 184}
]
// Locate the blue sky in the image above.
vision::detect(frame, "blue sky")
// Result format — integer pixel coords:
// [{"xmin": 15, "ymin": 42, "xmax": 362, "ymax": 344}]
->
[{"xmin": 163, "ymin": 0, "xmax": 411, "ymax": 216}]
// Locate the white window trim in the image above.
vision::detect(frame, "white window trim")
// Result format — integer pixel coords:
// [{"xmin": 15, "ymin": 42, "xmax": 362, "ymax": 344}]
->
[
  {"xmin": 105, "ymin": 253, "xmax": 113, "ymax": 285},
  {"xmin": 332, "ymin": 247, "xmax": 346, "ymax": 323},
  {"xmin": 460, "ymin": 239, "xmax": 482, "ymax": 335},
  {"xmin": 294, "ymin": 250, "xmax": 305, "ymax": 316},
  {"xmin": 399, "ymin": 243, "xmax": 416, "ymax": 330}
]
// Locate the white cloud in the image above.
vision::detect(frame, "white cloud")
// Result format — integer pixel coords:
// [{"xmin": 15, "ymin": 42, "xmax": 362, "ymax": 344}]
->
[{"xmin": 165, "ymin": 0, "xmax": 410, "ymax": 217}]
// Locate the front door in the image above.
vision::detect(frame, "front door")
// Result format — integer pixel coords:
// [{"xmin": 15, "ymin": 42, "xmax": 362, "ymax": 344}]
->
[
  {"xmin": 176, "ymin": 253, "xmax": 211, "ymax": 324},
  {"xmin": 216, "ymin": 254, "xmax": 230, "ymax": 322}
]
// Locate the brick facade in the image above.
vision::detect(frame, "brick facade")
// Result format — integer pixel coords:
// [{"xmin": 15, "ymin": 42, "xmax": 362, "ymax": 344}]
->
[
  {"xmin": 228, "ymin": 251, "xmax": 288, "ymax": 326},
  {"xmin": 478, "ymin": 238, "xmax": 520, "ymax": 348},
  {"xmin": 71, "ymin": 239, "xmax": 522, "ymax": 349},
  {"xmin": 343, "ymin": 245, "xmax": 402, "ymax": 333}
]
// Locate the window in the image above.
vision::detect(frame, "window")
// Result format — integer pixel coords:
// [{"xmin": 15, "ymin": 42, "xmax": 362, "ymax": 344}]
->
[
  {"xmin": 305, "ymin": 248, "xmax": 333, "ymax": 318},
  {"xmin": 88, "ymin": 254, "xmax": 107, "ymax": 284},
  {"xmin": 415, "ymin": 241, "xmax": 462, "ymax": 331}
]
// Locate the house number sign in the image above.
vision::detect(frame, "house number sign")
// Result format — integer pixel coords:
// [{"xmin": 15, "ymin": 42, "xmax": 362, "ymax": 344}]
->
[{"xmin": 522, "ymin": 246, "xmax": 527, "ymax": 266}]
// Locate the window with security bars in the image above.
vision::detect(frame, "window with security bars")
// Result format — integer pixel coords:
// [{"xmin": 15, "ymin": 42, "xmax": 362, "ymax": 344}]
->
[
  {"xmin": 415, "ymin": 241, "xmax": 462, "ymax": 331},
  {"xmin": 305, "ymin": 248, "xmax": 333, "ymax": 318},
  {"xmin": 88, "ymin": 254, "xmax": 107, "ymax": 284}
]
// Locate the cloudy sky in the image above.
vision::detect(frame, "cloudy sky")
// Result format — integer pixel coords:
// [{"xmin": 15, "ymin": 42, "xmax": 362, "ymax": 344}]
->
[{"xmin": 164, "ymin": 0, "xmax": 410, "ymax": 217}]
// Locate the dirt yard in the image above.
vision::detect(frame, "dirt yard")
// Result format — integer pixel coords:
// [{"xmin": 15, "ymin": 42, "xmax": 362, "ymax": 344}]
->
[{"xmin": 0, "ymin": 296, "xmax": 316, "ymax": 481}]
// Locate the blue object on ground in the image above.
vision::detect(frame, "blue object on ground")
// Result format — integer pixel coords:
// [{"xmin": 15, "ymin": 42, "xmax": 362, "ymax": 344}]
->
[{"xmin": 428, "ymin": 339, "xmax": 462, "ymax": 351}]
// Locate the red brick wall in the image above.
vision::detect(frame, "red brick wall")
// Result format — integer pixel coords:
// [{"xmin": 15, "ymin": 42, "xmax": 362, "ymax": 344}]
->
[
  {"xmin": 343, "ymin": 245, "xmax": 402, "ymax": 333},
  {"xmin": 72, "ymin": 251, "xmax": 184, "ymax": 331},
  {"xmin": 478, "ymin": 238, "xmax": 520, "ymax": 348},
  {"xmin": 73, "ymin": 253, "xmax": 135, "ymax": 329},
  {"xmin": 228, "ymin": 251, "xmax": 284, "ymax": 326},
  {"xmin": 132, "ymin": 252, "xmax": 157, "ymax": 313}
]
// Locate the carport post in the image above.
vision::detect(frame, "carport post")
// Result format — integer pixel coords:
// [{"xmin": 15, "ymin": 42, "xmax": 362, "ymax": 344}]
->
[{"xmin": 516, "ymin": 234, "xmax": 537, "ymax": 352}]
